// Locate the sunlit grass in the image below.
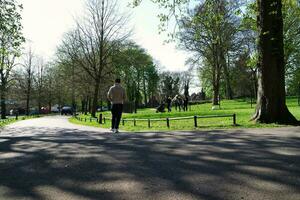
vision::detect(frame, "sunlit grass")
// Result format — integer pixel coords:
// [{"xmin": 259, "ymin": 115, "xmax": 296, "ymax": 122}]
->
[
  {"xmin": 0, "ymin": 115, "xmax": 41, "ymax": 128},
  {"xmin": 70, "ymin": 97, "xmax": 300, "ymax": 131}
]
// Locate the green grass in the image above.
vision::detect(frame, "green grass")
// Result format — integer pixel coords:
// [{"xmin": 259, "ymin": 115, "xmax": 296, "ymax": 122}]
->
[
  {"xmin": 69, "ymin": 97, "xmax": 300, "ymax": 132},
  {"xmin": 0, "ymin": 115, "xmax": 42, "ymax": 128}
]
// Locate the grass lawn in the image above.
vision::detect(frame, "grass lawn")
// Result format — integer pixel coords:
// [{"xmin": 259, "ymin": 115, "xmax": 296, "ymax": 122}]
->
[
  {"xmin": 70, "ymin": 97, "xmax": 300, "ymax": 131},
  {"xmin": 0, "ymin": 115, "xmax": 42, "ymax": 128}
]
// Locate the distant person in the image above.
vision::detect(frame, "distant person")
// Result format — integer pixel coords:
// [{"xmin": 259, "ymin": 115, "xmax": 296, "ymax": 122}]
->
[
  {"xmin": 173, "ymin": 95, "xmax": 183, "ymax": 112},
  {"xmin": 166, "ymin": 96, "xmax": 172, "ymax": 112},
  {"xmin": 107, "ymin": 78, "xmax": 126, "ymax": 133},
  {"xmin": 156, "ymin": 102, "xmax": 165, "ymax": 113},
  {"xmin": 183, "ymin": 95, "xmax": 189, "ymax": 111},
  {"xmin": 172, "ymin": 95, "xmax": 179, "ymax": 111}
]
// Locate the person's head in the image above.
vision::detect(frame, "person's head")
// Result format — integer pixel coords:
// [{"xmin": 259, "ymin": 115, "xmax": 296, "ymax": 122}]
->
[{"xmin": 115, "ymin": 78, "xmax": 121, "ymax": 84}]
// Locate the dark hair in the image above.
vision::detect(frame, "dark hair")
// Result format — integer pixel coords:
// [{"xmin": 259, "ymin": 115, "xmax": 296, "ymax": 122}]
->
[{"xmin": 115, "ymin": 78, "xmax": 121, "ymax": 83}]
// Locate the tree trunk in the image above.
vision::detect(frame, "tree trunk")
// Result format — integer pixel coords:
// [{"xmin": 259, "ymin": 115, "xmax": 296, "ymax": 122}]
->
[
  {"xmin": 84, "ymin": 96, "xmax": 89, "ymax": 115},
  {"xmin": 252, "ymin": 69, "xmax": 258, "ymax": 99},
  {"xmin": 26, "ymin": 79, "xmax": 31, "ymax": 116},
  {"xmin": 91, "ymin": 81, "xmax": 100, "ymax": 117},
  {"xmin": 81, "ymin": 99, "xmax": 85, "ymax": 114},
  {"xmin": 26, "ymin": 91, "xmax": 30, "ymax": 116},
  {"xmin": 222, "ymin": 51, "xmax": 233, "ymax": 99},
  {"xmin": 211, "ymin": 44, "xmax": 221, "ymax": 106},
  {"xmin": 253, "ymin": 0, "xmax": 298, "ymax": 125},
  {"xmin": 48, "ymin": 101, "xmax": 52, "ymax": 114},
  {"xmin": 143, "ymin": 73, "xmax": 147, "ymax": 106},
  {"xmin": 212, "ymin": 83, "xmax": 219, "ymax": 105},
  {"xmin": 0, "ymin": 89, "xmax": 6, "ymax": 119}
]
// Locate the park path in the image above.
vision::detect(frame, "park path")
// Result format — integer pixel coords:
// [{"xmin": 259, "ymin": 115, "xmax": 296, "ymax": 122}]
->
[{"xmin": 0, "ymin": 116, "xmax": 300, "ymax": 200}]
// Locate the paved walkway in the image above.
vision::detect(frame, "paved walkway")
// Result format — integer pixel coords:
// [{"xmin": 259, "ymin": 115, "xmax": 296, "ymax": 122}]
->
[{"xmin": 0, "ymin": 116, "xmax": 299, "ymax": 200}]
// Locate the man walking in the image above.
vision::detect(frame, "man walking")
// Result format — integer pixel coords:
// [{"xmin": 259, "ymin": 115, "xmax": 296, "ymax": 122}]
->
[{"xmin": 107, "ymin": 78, "xmax": 126, "ymax": 133}]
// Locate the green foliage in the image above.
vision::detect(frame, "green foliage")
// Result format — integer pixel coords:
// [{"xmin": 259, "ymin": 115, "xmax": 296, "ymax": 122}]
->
[
  {"xmin": 0, "ymin": 0, "xmax": 25, "ymax": 61},
  {"xmin": 159, "ymin": 72, "xmax": 180, "ymax": 98},
  {"xmin": 0, "ymin": 0, "xmax": 25, "ymax": 119},
  {"xmin": 113, "ymin": 42, "xmax": 159, "ymax": 105}
]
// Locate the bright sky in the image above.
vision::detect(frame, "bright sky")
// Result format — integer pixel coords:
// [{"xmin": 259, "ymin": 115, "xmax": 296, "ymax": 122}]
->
[{"xmin": 19, "ymin": 0, "xmax": 190, "ymax": 72}]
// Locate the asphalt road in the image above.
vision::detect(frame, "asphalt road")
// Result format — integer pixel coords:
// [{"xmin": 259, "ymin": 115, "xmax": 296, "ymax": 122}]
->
[{"xmin": 0, "ymin": 116, "xmax": 299, "ymax": 200}]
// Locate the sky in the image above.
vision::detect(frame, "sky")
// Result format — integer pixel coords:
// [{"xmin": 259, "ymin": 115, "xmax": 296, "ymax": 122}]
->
[{"xmin": 19, "ymin": 0, "xmax": 191, "ymax": 72}]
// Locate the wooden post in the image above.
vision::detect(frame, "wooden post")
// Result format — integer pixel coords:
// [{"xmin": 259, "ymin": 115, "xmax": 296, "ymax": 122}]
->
[
  {"xmin": 194, "ymin": 116, "xmax": 197, "ymax": 127},
  {"xmin": 90, "ymin": 118, "xmax": 92, "ymax": 122},
  {"xmin": 233, "ymin": 114, "xmax": 236, "ymax": 126},
  {"xmin": 148, "ymin": 119, "xmax": 151, "ymax": 128},
  {"xmin": 122, "ymin": 119, "xmax": 125, "ymax": 126},
  {"xmin": 85, "ymin": 118, "xmax": 87, "ymax": 122},
  {"xmin": 103, "ymin": 117, "xmax": 106, "ymax": 124},
  {"xmin": 134, "ymin": 119, "xmax": 136, "ymax": 126},
  {"xmin": 99, "ymin": 114, "xmax": 103, "ymax": 124},
  {"xmin": 166, "ymin": 118, "xmax": 170, "ymax": 128}
]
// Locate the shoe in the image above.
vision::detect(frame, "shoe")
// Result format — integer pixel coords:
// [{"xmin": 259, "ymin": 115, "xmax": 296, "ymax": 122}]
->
[
  {"xmin": 115, "ymin": 129, "xmax": 119, "ymax": 133},
  {"xmin": 110, "ymin": 128, "xmax": 115, "ymax": 132}
]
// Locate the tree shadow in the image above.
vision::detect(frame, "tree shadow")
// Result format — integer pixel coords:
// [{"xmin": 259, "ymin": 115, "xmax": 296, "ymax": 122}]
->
[{"xmin": 0, "ymin": 126, "xmax": 300, "ymax": 200}]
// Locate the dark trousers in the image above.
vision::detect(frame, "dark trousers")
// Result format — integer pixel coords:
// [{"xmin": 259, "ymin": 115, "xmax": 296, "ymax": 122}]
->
[
  {"xmin": 167, "ymin": 103, "xmax": 171, "ymax": 112},
  {"xmin": 111, "ymin": 104, "xmax": 123, "ymax": 129}
]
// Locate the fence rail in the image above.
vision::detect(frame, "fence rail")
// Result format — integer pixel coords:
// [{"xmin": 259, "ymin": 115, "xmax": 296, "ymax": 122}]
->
[{"xmin": 75, "ymin": 113, "xmax": 237, "ymax": 128}]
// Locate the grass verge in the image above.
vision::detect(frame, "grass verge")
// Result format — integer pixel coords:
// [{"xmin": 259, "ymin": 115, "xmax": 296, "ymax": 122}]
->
[
  {"xmin": 0, "ymin": 115, "xmax": 42, "ymax": 128},
  {"xmin": 69, "ymin": 97, "xmax": 300, "ymax": 132}
]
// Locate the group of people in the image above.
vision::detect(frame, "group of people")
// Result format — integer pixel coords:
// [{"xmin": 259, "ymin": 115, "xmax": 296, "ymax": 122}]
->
[{"xmin": 157, "ymin": 95, "xmax": 189, "ymax": 113}]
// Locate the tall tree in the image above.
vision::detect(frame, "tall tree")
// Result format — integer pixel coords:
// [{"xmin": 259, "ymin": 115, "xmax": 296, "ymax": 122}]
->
[
  {"xmin": 20, "ymin": 47, "xmax": 35, "ymax": 115},
  {"xmin": 113, "ymin": 42, "xmax": 158, "ymax": 108},
  {"xmin": 0, "ymin": 0, "xmax": 25, "ymax": 119},
  {"xmin": 178, "ymin": 0, "xmax": 240, "ymax": 105},
  {"xmin": 34, "ymin": 57, "xmax": 46, "ymax": 114},
  {"xmin": 252, "ymin": 0, "xmax": 298, "ymax": 124},
  {"xmin": 59, "ymin": 0, "xmax": 130, "ymax": 117}
]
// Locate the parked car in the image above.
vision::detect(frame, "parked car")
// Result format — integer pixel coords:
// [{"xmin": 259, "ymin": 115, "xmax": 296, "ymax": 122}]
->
[
  {"xmin": 51, "ymin": 104, "xmax": 60, "ymax": 113},
  {"xmin": 97, "ymin": 106, "xmax": 109, "ymax": 112},
  {"xmin": 61, "ymin": 106, "xmax": 73, "ymax": 115}
]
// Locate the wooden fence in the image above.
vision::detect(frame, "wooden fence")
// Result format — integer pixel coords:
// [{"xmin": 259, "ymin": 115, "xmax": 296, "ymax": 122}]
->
[{"xmin": 75, "ymin": 113, "xmax": 237, "ymax": 128}]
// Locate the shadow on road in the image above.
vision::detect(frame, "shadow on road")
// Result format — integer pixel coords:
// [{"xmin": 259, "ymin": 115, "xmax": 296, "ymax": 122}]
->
[{"xmin": 0, "ymin": 127, "xmax": 299, "ymax": 200}]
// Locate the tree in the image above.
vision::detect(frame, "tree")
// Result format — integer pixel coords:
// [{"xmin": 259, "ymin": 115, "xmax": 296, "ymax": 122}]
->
[
  {"xmin": 159, "ymin": 72, "xmax": 180, "ymax": 99},
  {"xmin": 34, "ymin": 57, "xmax": 46, "ymax": 114},
  {"xmin": 242, "ymin": 0, "xmax": 300, "ymax": 97},
  {"xmin": 252, "ymin": 0, "xmax": 298, "ymax": 124},
  {"xmin": 20, "ymin": 47, "xmax": 35, "ymax": 115},
  {"xmin": 178, "ymin": 0, "xmax": 241, "ymax": 105},
  {"xmin": 0, "ymin": 0, "xmax": 25, "ymax": 119},
  {"xmin": 59, "ymin": 0, "xmax": 130, "ymax": 117},
  {"xmin": 113, "ymin": 42, "xmax": 158, "ymax": 110}
]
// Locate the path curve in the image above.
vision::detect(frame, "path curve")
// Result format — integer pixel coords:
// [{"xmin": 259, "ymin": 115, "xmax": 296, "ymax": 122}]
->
[{"xmin": 0, "ymin": 115, "xmax": 299, "ymax": 200}]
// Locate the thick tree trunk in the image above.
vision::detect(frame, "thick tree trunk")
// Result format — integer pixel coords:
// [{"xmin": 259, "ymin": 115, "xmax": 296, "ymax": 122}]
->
[
  {"xmin": 211, "ymin": 44, "xmax": 221, "ymax": 106},
  {"xmin": 253, "ymin": 0, "xmax": 298, "ymax": 125},
  {"xmin": 212, "ymin": 83, "xmax": 220, "ymax": 105}
]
